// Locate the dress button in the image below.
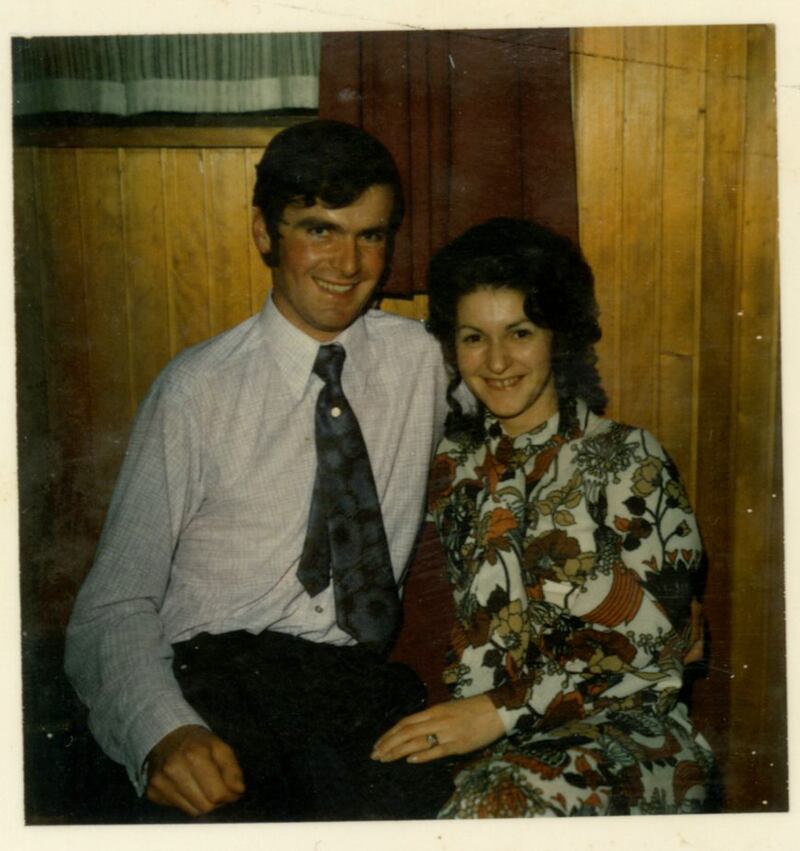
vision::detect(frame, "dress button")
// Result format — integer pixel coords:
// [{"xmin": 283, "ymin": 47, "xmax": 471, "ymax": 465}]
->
[
  {"xmin": 330, "ymin": 406, "xmax": 342, "ymax": 418},
  {"xmin": 315, "ymin": 605, "xmax": 324, "ymax": 613}
]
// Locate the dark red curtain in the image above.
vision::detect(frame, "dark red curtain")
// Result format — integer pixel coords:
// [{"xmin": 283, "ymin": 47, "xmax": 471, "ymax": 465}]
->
[
  {"xmin": 319, "ymin": 29, "xmax": 578, "ymax": 296},
  {"xmin": 320, "ymin": 29, "xmax": 578, "ymax": 700}
]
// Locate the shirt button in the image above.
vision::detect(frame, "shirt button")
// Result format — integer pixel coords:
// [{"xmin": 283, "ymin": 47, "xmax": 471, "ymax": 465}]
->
[
  {"xmin": 330, "ymin": 406, "xmax": 342, "ymax": 418},
  {"xmin": 315, "ymin": 605, "xmax": 324, "ymax": 613}
]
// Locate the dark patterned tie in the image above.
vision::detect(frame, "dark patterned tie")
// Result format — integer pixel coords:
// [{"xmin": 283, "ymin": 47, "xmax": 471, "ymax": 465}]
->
[{"xmin": 297, "ymin": 344, "xmax": 400, "ymax": 654}]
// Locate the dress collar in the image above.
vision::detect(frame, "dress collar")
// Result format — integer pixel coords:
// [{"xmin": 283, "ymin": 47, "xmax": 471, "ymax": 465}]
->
[{"xmin": 484, "ymin": 396, "xmax": 586, "ymax": 452}]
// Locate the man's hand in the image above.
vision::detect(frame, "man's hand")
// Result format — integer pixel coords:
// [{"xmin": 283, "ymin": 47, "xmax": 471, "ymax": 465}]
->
[
  {"xmin": 371, "ymin": 694, "xmax": 505, "ymax": 765},
  {"xmin": 146, "ymin": 724, "xmax": 246, "ymax": 817}
]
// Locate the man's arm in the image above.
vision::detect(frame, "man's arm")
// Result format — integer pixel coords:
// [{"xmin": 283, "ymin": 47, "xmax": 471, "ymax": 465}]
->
[{"xmin": 65, "ymin": 371, "xmax": 237, "ymax": 801}]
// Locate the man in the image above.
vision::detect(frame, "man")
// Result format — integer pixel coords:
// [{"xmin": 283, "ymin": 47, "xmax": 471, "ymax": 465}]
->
[{"xmin": 65, "ymin": 120, "xmax": 455, "ymax": 821}]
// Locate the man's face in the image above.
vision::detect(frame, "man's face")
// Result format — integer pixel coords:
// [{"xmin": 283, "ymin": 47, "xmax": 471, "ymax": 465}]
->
[{"xmin": 253, "ymin": 184, "xmax": 394, "ymax": 342}]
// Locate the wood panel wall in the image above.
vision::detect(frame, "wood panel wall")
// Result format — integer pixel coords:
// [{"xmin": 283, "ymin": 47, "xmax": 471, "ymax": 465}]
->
[
  {"xmin": 572, "ymin": 25, "xmax": 783, "ymax": 813},
  {"xmin": 14, "ymin": 24, "xmax": 782, "ymax": 813}
]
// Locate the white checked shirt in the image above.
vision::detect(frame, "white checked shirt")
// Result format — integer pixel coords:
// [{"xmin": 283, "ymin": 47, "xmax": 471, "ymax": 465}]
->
[{"xmin": 65, "ymin": 296, "xmax": 450, "ymax": 790}]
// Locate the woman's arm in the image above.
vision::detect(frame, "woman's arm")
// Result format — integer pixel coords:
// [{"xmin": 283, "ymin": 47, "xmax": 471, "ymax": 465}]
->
[{"xmin": 375, "ymin": 424, "xmax": 704, "ymax": 763}]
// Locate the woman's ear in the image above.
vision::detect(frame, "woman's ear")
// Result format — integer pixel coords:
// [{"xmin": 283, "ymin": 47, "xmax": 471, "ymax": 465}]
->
[{"xmin": 252, "ymin": 208, "xmax": 271, "ymax": 255}]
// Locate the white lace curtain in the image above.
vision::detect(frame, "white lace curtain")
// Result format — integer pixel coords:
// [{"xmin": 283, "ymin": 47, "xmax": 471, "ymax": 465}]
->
[{"xmin": 12, "ymin": 33, "xmax": 321, "ymax": 115}]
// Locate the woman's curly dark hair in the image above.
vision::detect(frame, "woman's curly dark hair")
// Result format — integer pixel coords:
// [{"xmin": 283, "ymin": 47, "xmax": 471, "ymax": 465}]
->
[{"xmin": 426, "ymin": 217, "xmax": 607, "ymax": 438}]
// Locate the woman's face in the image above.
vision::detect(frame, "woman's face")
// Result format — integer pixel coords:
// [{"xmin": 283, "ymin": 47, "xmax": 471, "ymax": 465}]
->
[{"xmin": 455, "ymin": 287, "xmax": 558, "ymax": 437}]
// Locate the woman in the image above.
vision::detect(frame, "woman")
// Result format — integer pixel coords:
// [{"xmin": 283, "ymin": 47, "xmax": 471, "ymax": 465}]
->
[{"xmin": 371, "ymin": 218, "xmax": 715, "ymax": 817}]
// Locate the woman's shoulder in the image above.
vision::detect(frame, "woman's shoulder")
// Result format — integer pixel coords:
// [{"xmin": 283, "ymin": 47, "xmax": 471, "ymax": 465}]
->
[
  {"xmin": 573, "ymin": 408, "xmax": 686, "ymax": 492},
  {"xmin": 580, "ymin": 407, "xmax": 667, "ymax": 453}
]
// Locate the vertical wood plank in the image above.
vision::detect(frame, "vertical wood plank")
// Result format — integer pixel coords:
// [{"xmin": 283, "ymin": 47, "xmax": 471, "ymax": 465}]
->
[
  {"xmin": 658, "ymin": 28, "xmax": 706, "ymax": 488},
  {"xmin": 572, "ymin": 28, "xmax": 624, "ymax": 419},
  {"xmin": 726, "ymin": 23, "xmax": 784, "ymax": 811},
  {"xmin": 76, "ymin": 149, "xmax": 132, "ymax": 521},
  {"xmin": 14, "ymin": 148, "xmax": 55, "ymax": 634},
  {"xmin": 664, "ymin": 25, "xmax": 707, "ymax": 70},
  {"xmin": 165, "ymin": 148, "xmax": 212, "ymax": 353},
  {"xmin": 661, "ymin": 29, "xmax": 705, "ymax": 360},
  {"xmin": 764, "ymin": 363, "xmax": 786, "ymax": 810},
  {"xmin": 204, "ymin": 149, "xmax": 252, "ymax": 335},
  {"xmin": 246, "ymin": 145, "xmax": 272, "ymax": 314},
  {"xmin": 35, "ymin": 148, "xmax": 97, "ymax": 623},
  {"xmin": 378, "ymin": 295, "xmax": 428, "ymax": 321},
  {"xmin": 656, "ymin": 353, "xmax": 695, "ymax": 497},
  {"xmin": 691, "ymin": 23, "xmax": 748, "ymax": 795},
  {"xmin": 121, "ymin": 148, "xmax": 172, "ymax": 410},
  {"xmin": 575, "ymin": 27, "xmax": 625, "ymax": 60},
  {"xmin": 618, "ymin": 27, "xmax": 663, "ymax": 432}
]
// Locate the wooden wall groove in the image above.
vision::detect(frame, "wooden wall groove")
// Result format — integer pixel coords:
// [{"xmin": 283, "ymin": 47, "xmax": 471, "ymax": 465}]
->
[{"xmin": 14, "ymin": 25, "xmax": 782, "ymax": 813}]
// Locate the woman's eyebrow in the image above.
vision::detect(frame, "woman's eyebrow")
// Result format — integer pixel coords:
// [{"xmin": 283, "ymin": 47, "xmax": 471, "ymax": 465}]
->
[{"xmin": 457, "ymin": 317, "xmax": 531, "ymax": 331}]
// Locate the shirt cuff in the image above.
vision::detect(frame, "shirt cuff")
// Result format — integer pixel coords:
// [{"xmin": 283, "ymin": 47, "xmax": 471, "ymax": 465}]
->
[
  {"xmin": 493, "ymin": 703, "xmax": 530, "ymax": 736},
  {"xmin": 125, "ymin": 695, "xmax": 210, "ymax": 794}
]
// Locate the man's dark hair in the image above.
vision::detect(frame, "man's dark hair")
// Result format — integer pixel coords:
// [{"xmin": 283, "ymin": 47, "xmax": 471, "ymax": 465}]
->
[
  {"xmin": 426, "ymin": 217, "xmax": 607, "ymax": 436},
  {"xmin": 253, "ymin": 119, "xmax": 405, "ymax": 269}
]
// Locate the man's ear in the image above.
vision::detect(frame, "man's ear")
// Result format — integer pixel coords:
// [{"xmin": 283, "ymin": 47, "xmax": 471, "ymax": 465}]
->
[{"xmin": 252, "ymin": 207, "xmax": 271, "ymax": 255}]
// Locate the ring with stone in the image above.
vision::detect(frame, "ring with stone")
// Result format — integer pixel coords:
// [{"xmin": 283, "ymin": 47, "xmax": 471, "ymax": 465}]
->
[{"xmin": 426, "ymin": 733, "xmax": 439, "ymax": 748}]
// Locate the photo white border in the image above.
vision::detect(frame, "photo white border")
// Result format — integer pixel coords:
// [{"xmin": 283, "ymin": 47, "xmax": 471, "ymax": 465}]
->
[{"xmin": 2, "ymin": 2, "xmax": 797, "ymax": 849}]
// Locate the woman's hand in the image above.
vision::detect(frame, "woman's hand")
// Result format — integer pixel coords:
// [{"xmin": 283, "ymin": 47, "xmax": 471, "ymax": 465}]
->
[{"xmin": 371, "ymin": 694, "xmax": 505, "ymax": 764}]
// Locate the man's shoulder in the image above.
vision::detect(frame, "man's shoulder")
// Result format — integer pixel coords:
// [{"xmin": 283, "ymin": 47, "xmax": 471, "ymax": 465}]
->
[
  {"xmin": 363, "ymin": 308, "xmax": 439, "ymax": 354},
  {"xmin": 156, "ymin": 313, "xmax": 264, "ymax": 396}
]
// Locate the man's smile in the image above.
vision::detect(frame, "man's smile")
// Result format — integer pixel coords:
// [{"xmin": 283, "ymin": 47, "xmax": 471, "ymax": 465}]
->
[{"xmin": 314, "ymin": 277, "xmax": 361, "ymax": 295}]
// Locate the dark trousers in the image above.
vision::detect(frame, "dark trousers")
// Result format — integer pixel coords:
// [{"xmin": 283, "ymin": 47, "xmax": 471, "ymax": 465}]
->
[{"xmin": 142, "ymin": 629, "xmax": 457, "ymax": 822}]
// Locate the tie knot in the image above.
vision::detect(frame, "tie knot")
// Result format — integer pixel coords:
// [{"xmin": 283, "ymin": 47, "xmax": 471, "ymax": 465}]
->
[{"xmin": 313, "ymin": 344, "xmax": 346, "ymax": 385}]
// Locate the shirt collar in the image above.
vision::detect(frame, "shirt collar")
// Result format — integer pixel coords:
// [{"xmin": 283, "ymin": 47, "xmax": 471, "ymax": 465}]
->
[
  {"xmin": 330, "ymin": 311, "xmax": 370, "ymax": 393},
  {"xmin": 258, "ymin": 296, "xmax": 371, "ymax": 400}
]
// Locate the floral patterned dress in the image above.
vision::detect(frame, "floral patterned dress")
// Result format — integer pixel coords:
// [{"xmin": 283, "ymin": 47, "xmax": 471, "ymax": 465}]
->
[{"xmin": 429, "ymin": 398, "xmax": 715, "ymax": 818}]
